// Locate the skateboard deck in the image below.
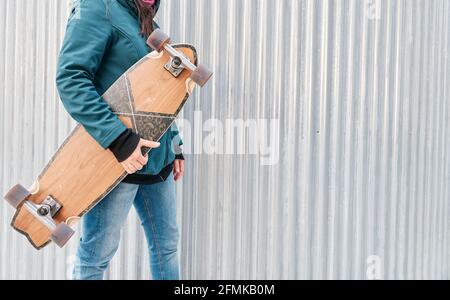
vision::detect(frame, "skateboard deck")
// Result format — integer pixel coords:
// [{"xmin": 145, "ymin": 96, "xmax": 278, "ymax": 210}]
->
[{"xmin": 4, "ymin": 31, "xmax": 212, "ymax": 249}]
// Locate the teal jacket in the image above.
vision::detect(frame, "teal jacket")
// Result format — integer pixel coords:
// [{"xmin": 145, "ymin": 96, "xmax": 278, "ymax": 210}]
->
[{"xmin": 56, "ymin": 0, "xmax": 180, "ymax": 175}]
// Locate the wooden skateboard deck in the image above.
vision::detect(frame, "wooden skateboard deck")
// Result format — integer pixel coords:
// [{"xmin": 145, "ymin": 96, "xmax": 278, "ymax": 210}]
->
[{"xmin": 4, "ymin": 35, "xmax": 210, "ymax": 249}]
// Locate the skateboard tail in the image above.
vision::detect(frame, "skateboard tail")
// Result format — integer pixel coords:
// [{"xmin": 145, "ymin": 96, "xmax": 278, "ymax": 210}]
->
[
  {"xmin": 11, "ymin": 207, "xmax": 76, "ymax": 250},
  {"xmin": 7, "ymin": 185, "xmax": 76, "ymax": 250},
  {"xmin": 11, "ymin": 208, "xmax": 52, "ymax": 250}
]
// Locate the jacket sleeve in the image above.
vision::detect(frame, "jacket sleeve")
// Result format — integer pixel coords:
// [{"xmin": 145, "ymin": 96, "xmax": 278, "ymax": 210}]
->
[{"xmin": 56, "ymin": 0, "xmax": 127, "ymax": 149}]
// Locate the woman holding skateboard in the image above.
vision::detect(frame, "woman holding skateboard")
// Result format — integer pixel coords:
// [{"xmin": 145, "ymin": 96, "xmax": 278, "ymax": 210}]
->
[{"xmin": 56, "ymin": 0, "xmax": 183, "ymax": 280}]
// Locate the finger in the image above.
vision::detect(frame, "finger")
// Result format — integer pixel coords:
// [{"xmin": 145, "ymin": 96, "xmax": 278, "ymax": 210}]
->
[
  {"xmin": 174, "ymin": 172, "xmax": 180, "ymax": 181},
  {"xmin": 131, "ymin": 161, "xmax": 143, "ymax": 171},
  {"xmin": 179, "ymin": 160, "xmax": 185, "ymax": 173},
  {"xmin": 174, "ymin": 160, "xmax": 180, "ymax": 173},
  {"xmin": 141, "ymin": 139, "xmax": 160, "ymax": 149},
  {"xmin": 123, "ymin": 164, "xmax": 133, "ymax": 174},
  {"xmin": 141, "ymin": 155, "xmax": 149, "ymax": 166},
  {"xmin": 125, "ymin": 162, "xmax": 136, "ymax": 173},
  {"xmin": 130, "ymin": 164, "xmax": 139, "ymax": 174},
  {"xmin": 126, "ymin": 160, "xmax": 137, "ymax": 172},
  {"xmin": 137, "ymin": 154, "xmax": 148, "ymax": 165}
]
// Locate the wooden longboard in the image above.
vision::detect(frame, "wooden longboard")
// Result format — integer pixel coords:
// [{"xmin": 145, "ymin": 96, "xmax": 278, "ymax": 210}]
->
[{"xmin": 9, "ymin": 44, "xmax": 198, "ymax": 249}]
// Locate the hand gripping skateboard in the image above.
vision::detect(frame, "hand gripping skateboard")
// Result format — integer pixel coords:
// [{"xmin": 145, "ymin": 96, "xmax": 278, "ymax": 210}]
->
[{"xmin": 4, "ymin": 30, "xmax": 212, "ymax": 249}]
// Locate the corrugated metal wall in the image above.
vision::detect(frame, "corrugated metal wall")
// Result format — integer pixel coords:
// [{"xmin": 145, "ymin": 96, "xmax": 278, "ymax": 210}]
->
[{"xmin": 0, "ymin": 0, "xmax": 449, "ymax": 280}]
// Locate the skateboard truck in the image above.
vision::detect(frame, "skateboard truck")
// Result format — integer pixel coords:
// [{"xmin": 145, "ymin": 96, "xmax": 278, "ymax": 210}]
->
[
  {"xmin": 37, "ymin": 196, "xmax": 62, "ymax": 218},
  {"xmin": 22, "ymin": 195, "xmax": 62, "ymax": 233},
  {"xmin": 21, "ymin": 198, "xmax": 74, "ymax": 248},
  {"xmin": 147, "ymin": 29, "xmax": 213, "ymax": 87},
  {"xmin": 165, "ymin": 56, "xmax": 184, "ymax": 78},
  {"xmin": 23, "ymin": 200, "xmax": 60, "ymax": 231},
  {"xmin": 4, "ymin": 184, "xmax": 75, "ymax": 248}
]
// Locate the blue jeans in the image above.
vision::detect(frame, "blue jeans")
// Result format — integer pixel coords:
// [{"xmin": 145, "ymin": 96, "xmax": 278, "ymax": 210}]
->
[{"xmin": 72, "ymin": 175, "xmax": 180, "ymax": 280}]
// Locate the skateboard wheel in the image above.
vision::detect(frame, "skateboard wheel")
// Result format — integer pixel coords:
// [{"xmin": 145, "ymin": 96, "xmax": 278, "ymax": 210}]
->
[
  {"xmin": 147, "ymin": 29, "xmax": 171, "ymax": 52},
  {"xmin": 51, "ymin": 223, "xmax": 75, "ymax": 248},
  {"xmin": 4, "ymin": 184, "xmax": 31, "ymax": 209},
  {"xmin": 190, "ymin": 64, "xmax": 213, "ymax": 87}
]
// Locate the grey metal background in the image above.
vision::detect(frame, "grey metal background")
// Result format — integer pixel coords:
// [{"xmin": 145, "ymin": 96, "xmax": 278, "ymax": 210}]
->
[{"xmin": 0, "ymin": 0, "xmax": 449, "ymax": 280}]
